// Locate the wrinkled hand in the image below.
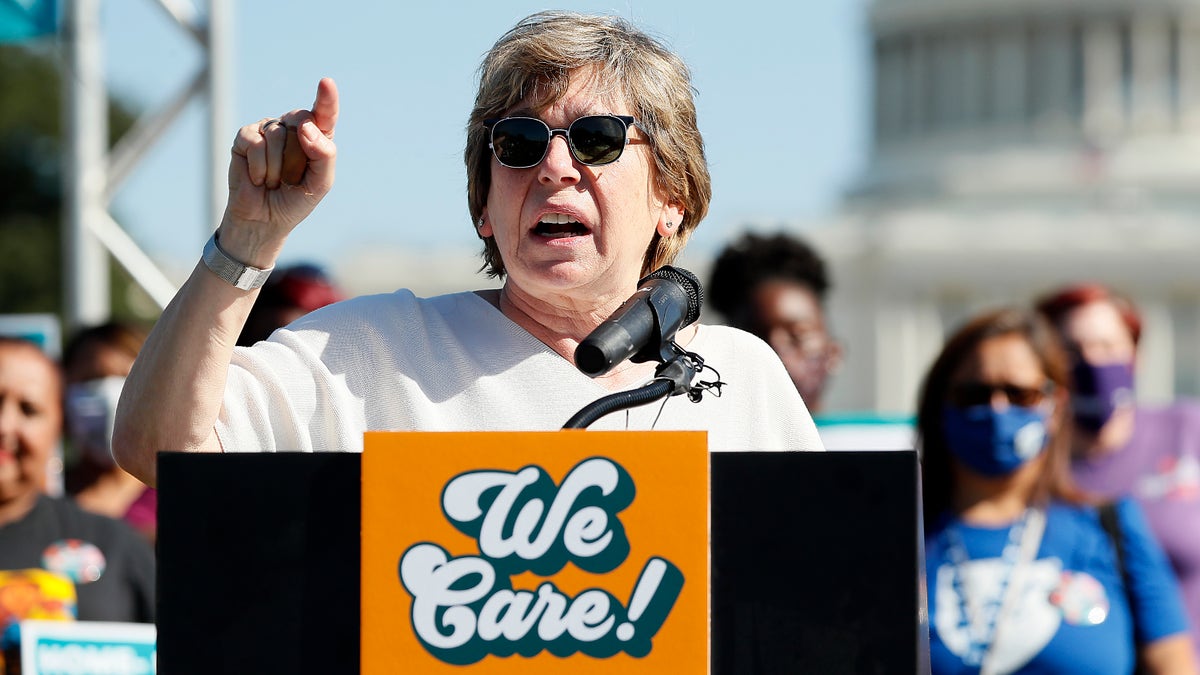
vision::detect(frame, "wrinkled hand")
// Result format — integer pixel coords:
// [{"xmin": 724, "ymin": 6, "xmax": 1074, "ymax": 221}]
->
[{"xmin": 223, "ymin": 78, "xmax": 338, "ymax": 261}]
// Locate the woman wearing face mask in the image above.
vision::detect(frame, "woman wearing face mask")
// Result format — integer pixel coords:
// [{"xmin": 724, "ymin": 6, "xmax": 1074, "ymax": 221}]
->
[
  {"xmin": 1038, "ymin": 283, "xmax": 1200, "ymax": 662},
  {"xmin": 62, "ymin": 323, "xmax": 154, "ymax": 542},
  {"xmin": 919, "ymin": 308, "xmax": 1195, "ymax": 674}
]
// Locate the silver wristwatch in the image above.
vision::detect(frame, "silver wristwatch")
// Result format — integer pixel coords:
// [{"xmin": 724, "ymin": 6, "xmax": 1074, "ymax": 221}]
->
[{"xmin": 202, "ymin": 232, "xmax": 274, "ymax": 291}]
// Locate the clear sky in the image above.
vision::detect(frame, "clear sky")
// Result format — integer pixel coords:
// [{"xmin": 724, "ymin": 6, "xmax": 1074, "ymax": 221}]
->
[{"xmin": 100, "ymin": 0, "xmax": 870, "ymax": 278}]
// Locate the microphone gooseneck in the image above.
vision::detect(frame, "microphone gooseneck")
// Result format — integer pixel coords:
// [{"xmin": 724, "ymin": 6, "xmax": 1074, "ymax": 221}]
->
[{"xmin": 573, "ymin": 266, "xmax": 704, "ymax": 378}]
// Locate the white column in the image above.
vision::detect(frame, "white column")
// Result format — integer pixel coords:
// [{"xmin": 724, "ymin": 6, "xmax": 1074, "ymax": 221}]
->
[
  {"xmin": 1166, "ymin": 295, "xmax": 1200, "ymax": 398},
  {"xmin": 1138, "ymin": 299, "xmax": 1175, "ymax": 404},
  {"xmin": 907, "ymin": 37, "xmax": 929, "ymax": 134},
  {"xmin": 991, "ymin": 26, "xmax": 1029, "ymax": 128},
  {"xmin": 874, "ymin": 296, "xmax": 941, "ymax": 414},
  {"xmin": 62, "ymin": 0, "xmax": 110, "ymax": 328},
  {"xmin": 822, "ymin": 278, "xmax": 875, "ymax": 412},
  {"xmin": 875, "ymin": 40, "xmax": 905, "ymax": 143},
  {"xmin": 934, "ymin": 34, "xmax": 983, "ymax": 130},
  {"xmin": 1131, "ymin": 15, "xmax": 1172, "ymax": 133},
  {"xmin": 931, "ymin": 36, "xmax": 958, "ymax": 129},
  {"xmin": 1083, "ymin": 18, "xmax": 1124, "ymax": 138},
  {"xmin": 1030, "ymin": 22, "xmax": 1073, "ymax": 132},
  {"xmin": 1178, "ymin": 15, "xmax": 1200, "ymax": 132},
  {"xmin": 207, "ymin": 0, "xmax": 232, "ymax": 234},
  {"xmin": 960, "ymin": 35, "xmax": 987, "ymax": 126}
]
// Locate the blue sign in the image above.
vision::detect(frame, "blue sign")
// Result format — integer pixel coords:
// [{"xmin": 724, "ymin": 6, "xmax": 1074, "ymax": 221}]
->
[{"xmin": 0, "ymin": 0, "xmax": 58, "ymax": 42}]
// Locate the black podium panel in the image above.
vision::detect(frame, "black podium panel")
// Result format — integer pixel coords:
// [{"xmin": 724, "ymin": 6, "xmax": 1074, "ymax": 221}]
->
[
  {"xmin": 157, "ymin": 452, "xmax": 361, "ymax": 675},
  {"xmin": 711, "ymin": 450, "xmax": 926, "ymax": 675},
  {"xmin": 158, "ymin": 450, "xmax": 925, "ymax": 674}
]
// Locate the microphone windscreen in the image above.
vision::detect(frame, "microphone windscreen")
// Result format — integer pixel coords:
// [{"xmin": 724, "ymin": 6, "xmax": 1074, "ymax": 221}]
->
[{"xmin": 642, "ymin": 265, "xmax": 703, "ymax": 326}]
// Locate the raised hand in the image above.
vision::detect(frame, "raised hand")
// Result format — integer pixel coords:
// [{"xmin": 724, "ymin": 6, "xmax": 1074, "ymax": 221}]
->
[{"xmin": 223, "ymin": 77, "xmax": 339, "ymax": 265}]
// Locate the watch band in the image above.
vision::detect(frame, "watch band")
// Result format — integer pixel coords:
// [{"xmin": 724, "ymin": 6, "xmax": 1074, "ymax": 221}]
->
[{"xmin": 202, "ymin": 232, "xmax": 274, "ymax": 291}]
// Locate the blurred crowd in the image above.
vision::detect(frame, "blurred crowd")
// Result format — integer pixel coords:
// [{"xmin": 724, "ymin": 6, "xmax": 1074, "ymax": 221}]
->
[
  {"xmin": 0, "ymin": 263, "xmax": 343, "ymax": 657},
  {"xmin": 711, "ymin": 231, "xmax": 1200, "ymax": 673}
]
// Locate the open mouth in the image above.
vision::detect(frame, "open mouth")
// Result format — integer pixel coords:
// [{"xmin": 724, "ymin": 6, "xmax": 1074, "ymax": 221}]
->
[{"xmin": 534, "ymin": 213, "xmax": 590, "ymax": 239}]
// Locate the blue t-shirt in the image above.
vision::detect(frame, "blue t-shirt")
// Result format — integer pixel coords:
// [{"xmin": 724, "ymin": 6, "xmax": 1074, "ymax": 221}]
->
[{"xmin": 925, "ymin": 499, "xmax": 1188, "ymax": 674}]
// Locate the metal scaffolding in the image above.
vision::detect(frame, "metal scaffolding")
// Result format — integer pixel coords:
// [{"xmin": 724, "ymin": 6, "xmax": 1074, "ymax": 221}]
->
[{"xmin": 61, "ymin": 0, "xmax": 230, "ymax": 329}]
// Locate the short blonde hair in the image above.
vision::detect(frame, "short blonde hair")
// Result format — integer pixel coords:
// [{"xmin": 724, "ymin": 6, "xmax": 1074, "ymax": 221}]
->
[{"xmin": 465, "ymin": 11, "xmax": 711, "ymax": 278}]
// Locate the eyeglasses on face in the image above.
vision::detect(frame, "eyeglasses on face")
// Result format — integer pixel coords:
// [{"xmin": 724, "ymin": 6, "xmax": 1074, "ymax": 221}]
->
[
  {"xmin": 948, "ymin": 381, "xmax": 1054, "ymax": 408},
  {"xmin": 765, "ymin": 324, "xmax": 834, "ymax": 360},
  {"xmin": 484, "ymin": 114, "xmax": 642, "ymax": 169}
]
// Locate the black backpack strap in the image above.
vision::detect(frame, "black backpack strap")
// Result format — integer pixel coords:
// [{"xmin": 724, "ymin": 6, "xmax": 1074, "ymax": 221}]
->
[
  {"xmin": 1098, "ymin": 501, "xmax": 1127, "ymax": 577},
  {"xmin": 1099, "ymin": 499, "xmax": 1145, "ymax": 669}
]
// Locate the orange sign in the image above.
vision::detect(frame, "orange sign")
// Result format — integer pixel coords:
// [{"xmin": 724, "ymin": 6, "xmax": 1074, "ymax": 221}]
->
[{"xmin": 362, "ymin": 431, "xmax": 708, "ymax": 673}]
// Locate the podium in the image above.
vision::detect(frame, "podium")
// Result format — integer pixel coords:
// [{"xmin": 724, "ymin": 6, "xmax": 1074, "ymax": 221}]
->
[{"xmin": 157, "ymin": 440, "xmax": 926, "ymax": 674}]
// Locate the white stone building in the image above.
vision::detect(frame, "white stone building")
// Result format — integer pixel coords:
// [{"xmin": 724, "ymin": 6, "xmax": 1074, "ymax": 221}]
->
[{"xmin": 807, "ymin": 0, "xmax": 1200, "ymax": 413}]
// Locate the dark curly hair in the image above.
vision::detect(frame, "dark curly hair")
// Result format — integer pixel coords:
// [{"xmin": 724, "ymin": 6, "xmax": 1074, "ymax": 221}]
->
[{"xmin": 708, "ymin": 232, "xmax": 829, "ymax": 327}]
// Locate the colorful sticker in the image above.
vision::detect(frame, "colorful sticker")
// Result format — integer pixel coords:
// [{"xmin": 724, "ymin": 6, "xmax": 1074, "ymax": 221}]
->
[
  {"xmin": 1049, "ymin": 570, "xmax": 1109, "ymax": 626},
  {"xmin": 41, "ymin": 539, "xmax": 106, "ymax": 584}
]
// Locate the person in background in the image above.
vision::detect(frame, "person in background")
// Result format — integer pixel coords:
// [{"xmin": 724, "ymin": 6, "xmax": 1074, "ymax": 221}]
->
[
  {"xmin": 1037, "ymin": 282, "xmax": 1200, "ymax": 661},
  {"xmin": 62, "ymin": 322, "xmax": 155, "ymax": 543},
  {"xmin": 0, "ymin": 337, "xmax": 155, "ymax": 628},
  {"xmin": 708, "ymin": 232, "xmax": 842, "ymax": 412},
  {"xmin": 918, "ymin": 307, "xmax": 1194, "ymax": 674},
  {"xmin": 709, "ymin": 231, "xmax": 912, "ymax": 450},
  {"xmin": 237, "ymin": 262, "xmax": 345, "ymax": 347}
]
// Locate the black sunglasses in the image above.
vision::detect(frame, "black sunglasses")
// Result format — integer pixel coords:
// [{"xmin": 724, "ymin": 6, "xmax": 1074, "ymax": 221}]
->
[
  {"xmin": 949, "ymin": 381, "xmax": 1055, "ymax": 408},
  {"xmin": 484, "ymin": 115, "xmax": 642, "ymax": 169}
]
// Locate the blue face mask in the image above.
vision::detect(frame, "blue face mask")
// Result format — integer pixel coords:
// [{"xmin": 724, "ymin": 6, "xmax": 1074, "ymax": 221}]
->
[{"xmin": 942, "ymin": 404, "xmax": 1049, "ymax": 477}]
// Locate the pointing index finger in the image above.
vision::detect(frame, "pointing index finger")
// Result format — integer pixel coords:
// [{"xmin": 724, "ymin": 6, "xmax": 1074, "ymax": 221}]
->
[{"xmin": 311, "ymin": 77, "xmax": 339, "ymax": 138}]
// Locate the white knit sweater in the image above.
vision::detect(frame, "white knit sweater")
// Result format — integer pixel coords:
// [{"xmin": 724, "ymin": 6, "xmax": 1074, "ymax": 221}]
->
[{"xmin": 216, "ymin": 290, "xmax": 824, "ymax": 453}]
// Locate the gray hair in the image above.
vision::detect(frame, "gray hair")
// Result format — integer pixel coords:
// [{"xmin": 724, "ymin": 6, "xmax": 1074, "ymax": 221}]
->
[{"xmin": 465, "ymin": 11, "xmax": 711, "ymax": 278}]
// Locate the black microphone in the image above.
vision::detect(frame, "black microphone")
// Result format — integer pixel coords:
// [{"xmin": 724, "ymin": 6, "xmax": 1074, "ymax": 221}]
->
[{"xmin": 574, "ymin": 265, "xmax": 703, "ymax": 378}]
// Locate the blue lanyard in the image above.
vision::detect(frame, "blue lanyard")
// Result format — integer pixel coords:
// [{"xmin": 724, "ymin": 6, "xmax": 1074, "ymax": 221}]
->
[{"xmin": 941, "ymin": 509, "xmax": 1031, "ymax": 668}]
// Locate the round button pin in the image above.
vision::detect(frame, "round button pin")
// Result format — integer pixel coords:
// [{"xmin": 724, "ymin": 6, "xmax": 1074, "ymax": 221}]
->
[{"xmin": 41, "ymin": 539, "xmax": 106, "ymax": 585}]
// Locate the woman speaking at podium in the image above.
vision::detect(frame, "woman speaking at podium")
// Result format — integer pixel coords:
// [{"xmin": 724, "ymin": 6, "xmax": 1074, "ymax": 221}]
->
[{"xmin": 113, "ymin": 12, "xmax": 823, "ymax": 484}]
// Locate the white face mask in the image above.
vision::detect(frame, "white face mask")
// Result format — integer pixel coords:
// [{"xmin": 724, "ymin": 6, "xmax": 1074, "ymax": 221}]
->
[{"xmin": 65, "ymin": 375, "xmax": 126, "ymax": 467}]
